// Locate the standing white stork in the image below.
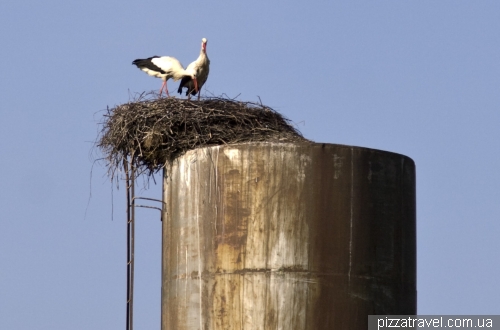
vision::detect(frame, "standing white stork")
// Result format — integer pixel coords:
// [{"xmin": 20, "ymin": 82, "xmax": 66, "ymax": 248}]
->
[
  {"xmin": 132, "ymin": 56, "xmax": 193, "ymax": 97},
  {"xmin": 178, "ymin": 38, "xmax": 210, "ymax": 100}
]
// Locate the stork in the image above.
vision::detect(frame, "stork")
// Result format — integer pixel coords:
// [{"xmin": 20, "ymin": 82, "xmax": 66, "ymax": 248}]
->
[
  {"xmin": 132, "ymin": 56, "xmax": 192, "ymax": 97},
  {"xmin": 178, "ymin": 38, "xmax": 210, "ymax": 100}
]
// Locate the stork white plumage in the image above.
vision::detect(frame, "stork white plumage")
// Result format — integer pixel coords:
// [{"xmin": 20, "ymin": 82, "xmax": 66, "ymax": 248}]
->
[
  {"xmin": 178, "ymin": 38, "xmax": 210, "ymax": 100},
  {"xmin": 132, "ymin": 56, "xmax": 192, "ymax": 97}
]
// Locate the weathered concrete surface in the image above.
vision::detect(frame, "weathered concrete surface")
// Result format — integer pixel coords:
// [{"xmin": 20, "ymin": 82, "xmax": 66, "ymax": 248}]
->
[{"xmin": 161, "ymin": 142, "xmax": 416, "ymax": 330}]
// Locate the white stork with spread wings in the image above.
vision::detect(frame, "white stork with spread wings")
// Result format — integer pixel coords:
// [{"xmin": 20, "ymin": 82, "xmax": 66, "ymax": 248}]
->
[{"xmin": 132, "ymin": 56, "xmax": 192, "ymax": 97}]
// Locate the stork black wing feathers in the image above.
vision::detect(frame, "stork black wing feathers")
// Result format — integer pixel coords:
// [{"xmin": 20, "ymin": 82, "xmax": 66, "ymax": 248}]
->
[
  {"xmin": 132, "ymin": 56, "xmax": 166, "ymax": 74},
  {"xmin": 177, "ymin": 76, "xmax": 197, "ymax": 96}
]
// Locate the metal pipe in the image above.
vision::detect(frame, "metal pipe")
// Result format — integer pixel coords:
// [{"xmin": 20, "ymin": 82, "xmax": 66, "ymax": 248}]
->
[
  {"xmin": 123, "ymin": 159, "xmax": 131, "ymax": 330},
  {"xmin": 130, "ymin": 161, "xmax": 135, "ymax": 330}
]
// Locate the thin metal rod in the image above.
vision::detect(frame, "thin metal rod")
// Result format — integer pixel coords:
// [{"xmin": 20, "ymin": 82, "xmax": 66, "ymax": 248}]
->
[
  {"xmin": 123, "ymin": 159, "xmax": 131, "ymax": 330},
  {"xmin": 132, "ymin": 196, "xmax": 166, "ymax": 206},
  {"xmin": 133, "ymin": 204, "xmax": 162, "ymax": 212},
  {"xmin": 130, "ymin": 160, "xmax": 135, "ymax": 330},
  {"xmin": 160, "ymin": 166, "xmax": 166, "ymax": 323}
]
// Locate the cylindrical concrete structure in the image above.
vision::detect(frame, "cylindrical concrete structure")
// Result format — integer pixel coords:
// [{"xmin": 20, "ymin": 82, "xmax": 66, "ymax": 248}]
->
[{"xmin": 161, "ymin": 142, "xmax": 416, "ymax": 330}]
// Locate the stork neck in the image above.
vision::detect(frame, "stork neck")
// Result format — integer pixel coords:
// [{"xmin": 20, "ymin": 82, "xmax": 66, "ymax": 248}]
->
[{"xmin": 196, "ymin": 51, "xmax": 206, "ymax": 63}]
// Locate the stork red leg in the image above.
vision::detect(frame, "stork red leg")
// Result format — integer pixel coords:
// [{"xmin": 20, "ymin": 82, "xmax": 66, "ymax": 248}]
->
[
  {"xmin": 194, "ymin": 78, "xmax": 199, "ymax": 100},
  {"xmin": 159, "ymin": 80, "xmax": 167, "ymax": 97}
]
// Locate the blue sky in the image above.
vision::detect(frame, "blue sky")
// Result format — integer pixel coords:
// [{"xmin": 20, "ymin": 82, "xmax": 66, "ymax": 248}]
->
[{"xmin": 1, "ymin": 0, "xmax": 499, "ymax": 329}]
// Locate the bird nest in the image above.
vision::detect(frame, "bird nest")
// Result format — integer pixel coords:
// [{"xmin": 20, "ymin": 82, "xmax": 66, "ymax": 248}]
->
[{"xmin": 97, "ymin": 93, "xmax": 307, "ymax": 177}]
